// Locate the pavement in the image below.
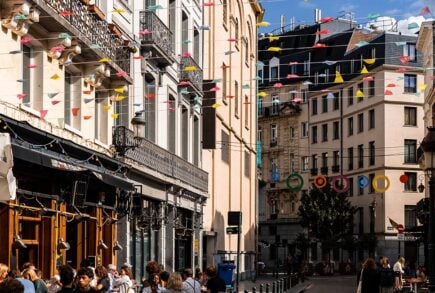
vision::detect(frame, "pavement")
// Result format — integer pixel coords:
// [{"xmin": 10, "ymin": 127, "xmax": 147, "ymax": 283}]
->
[{"xmin": 238, "ymin": 274, "xmax": 310, "ymax": 293}]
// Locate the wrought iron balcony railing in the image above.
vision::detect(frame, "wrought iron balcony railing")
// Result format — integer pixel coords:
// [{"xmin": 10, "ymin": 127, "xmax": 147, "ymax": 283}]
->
[
  {"xmin": 310, "ymin": 168, "xmax": 318, "ymax": 176},
  {"xmin": 139, "ymin": 10, "xmax": 174, "ymax": 67},
  {"xmin": 25, "ymin": 0, "xmax": 131, "ymax": 76},
  {"xmin": 113, "ymin": 126, "xmax": 208, "ymax": 192},
  {"xmin": 180, "ymin": 56, "xmax": 203, "ymax": 92},
  {"xmin": 320, "ymin": 166, "xmax": 329, "ymax": 175}
]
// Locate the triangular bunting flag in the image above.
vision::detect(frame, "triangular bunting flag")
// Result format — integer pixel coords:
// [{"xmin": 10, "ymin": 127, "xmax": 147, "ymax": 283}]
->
[
  {"xmin": 334, "ymin": 71, "xmax": 344, "ymax": 83},
  {"xmin": 361, "ymin": 66, "xmax": 369, "ymax": 74},
  {"xmin": 356, "ymin": 89, "xmax": 364, "ymax": 98}
]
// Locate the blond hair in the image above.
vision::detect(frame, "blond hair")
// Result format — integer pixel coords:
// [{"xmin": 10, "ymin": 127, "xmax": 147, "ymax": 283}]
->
[
  {"xmin": 0, "ymin": 263, "xmax": 8, "ymax": 281},
  {"xmin": 167, "ymin": 272, "xmax": 183, "ymax": 291},
  {"xmin": 22, "ymin": 268, "xmax": 38, "ymax": 281}
]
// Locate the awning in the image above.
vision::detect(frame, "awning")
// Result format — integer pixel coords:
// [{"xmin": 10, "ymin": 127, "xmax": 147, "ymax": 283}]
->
[{"xmin": 11, "ymin": 143, "xmax": 134, "ymax": 190}]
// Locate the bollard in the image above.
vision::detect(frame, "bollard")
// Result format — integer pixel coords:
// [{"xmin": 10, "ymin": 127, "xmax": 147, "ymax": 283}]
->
[
  {"xmin": 253, "ymin": 287, "xmax": 256, "ymax": 293},
  {"xmin": 278, "ymin": 279, "xmax": 282, "ymax": 293},
  {"xmin": 289, "ymin": 275, "xmax": 292, "ymax": 288},
  {"xmin": 260, "ymin": 284, "xmax": 264, "ymax": 293},
  {"xmin": 266, "ymin": 283, "xmax": 270, "ymax": 293},
  {"xmin": 272, "ymin": 281, "xmax": 276, "ymax": 293}
]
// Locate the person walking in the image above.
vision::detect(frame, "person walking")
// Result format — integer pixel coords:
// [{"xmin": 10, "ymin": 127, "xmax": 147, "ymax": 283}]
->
[
  {"xmin": 393, "ymin": 257, "xmax": 405, "ymax": 292},
  {"xmin": 166, "ymin": 272, "xmax": 183, "ymax": 293},
  {"xmin": 357, "ymin": 258, "xmax": 379, "ymax": 293},
  {"xmin": 378, "ymin": 257, "xmax": 395, "ymax": 293},
  {"xmin": 182, "ymin": 268, "xmax": 201, "ymax": 293},
  {"xmin": 22, "ymin": 268, "xmax": 48, "ymax": 293}
]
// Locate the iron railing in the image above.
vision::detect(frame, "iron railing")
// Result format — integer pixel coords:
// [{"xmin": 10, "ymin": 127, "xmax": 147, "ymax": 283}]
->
[
  {"xmin": 180, "ymin": 56, "xmax": 203, "ymax": 92},
  {"xmin": 113, "ymin": 126, "xmax": 208, "ymax": 192}
]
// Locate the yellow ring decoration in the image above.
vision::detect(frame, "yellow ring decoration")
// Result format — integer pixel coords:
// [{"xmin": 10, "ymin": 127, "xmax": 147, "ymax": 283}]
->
[
  {"xmin": 314, "ymin": 175, "xmax": 327, "ymax": 189},
  {"xmin": 372, "ymin": 175, "xmax": 390, "ymax": 193}
]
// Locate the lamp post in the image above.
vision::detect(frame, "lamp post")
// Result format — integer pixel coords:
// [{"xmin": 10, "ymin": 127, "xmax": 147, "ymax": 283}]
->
[{"xmin": 419, "ymin": 127, "xmax": 435, "ymax": 292}]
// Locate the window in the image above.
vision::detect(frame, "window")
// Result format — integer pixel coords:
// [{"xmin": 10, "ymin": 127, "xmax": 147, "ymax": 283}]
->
[
  {"xmin": 244, "ymin": 95, "xmax": 249, "ymax": 128},
  {"xmin": 301, "ymin": 122, "xmax": 308, "ymax": 137},
  {"xmin": 404, "ymin": 139, "xmax": 417, "ymax": 163},
  {"xmin": 258, "ymin": 69, "xmax": 263, "ymax": 83},
  {"xmin": 333, "ymin": 121, "xmax": 339, "ymax": 140},
  {"xmin": 348, "ymin": 117, "xmax": 354, "ymax": 136},
  {"xmin": 22, "ymin": 45, "xmax": 43, "ymax": 109},
  {"xmin": 369, "ymin": 141, "xmax": 375, "ymax": 165},
  {"xmin": 244, "ymin": 38, "xmax": 249, "ymax": 65},
  {"xmin": 271, "ymin": 124, "xmax": 278, "ymax": 143},
  {"xmin": 357, "ymin": 82, "xmax": 364, "ymax": 102},
  {"xmin": 270, "ymin": 66, "xmax": 278, "ymax": 80},
  {"xmin": 169, "ymin": 0, "xmax": 176, "ymax": 49},
  {"xmin": 322, "ymin": 124, "xmax": 328, "ymax": 142},
  {"xmin": 405, "ymin": 205, "xmax": 417, "ymax": 229},
  {"xmin": 244, "ymin": 151, "xmax": 250, "ymax": 177},
  {"xmin": 144, "ymin": 77, "xmax": 156, "ymax": 142},
  {"xmin": 302, "ymin": 90, "xmax": 308, "ymax": 103},
  {"xmin": 358, "ymin": 144, "xmax": 364, "ymax": 168},
  {"xmin": 221, "ymin": 130, "xmax": 230, "ymax": 163},
  {"xmin": 258, "ymin": 97, "xmax": 263, "ymax": 116},
  {"xmin": 312, "ymin": 98, "xmax": 318, "ymax": 115},
  {"xmin": 302, "ymin": 157, "xmax": 309, "ymax": 171},
  {"xmin": 289, "ymin": 63, "xmax": 297, "ymax": 74},
  {"xmin": 333, "ymin": 151, "xmax": 339, "ymax": 167},
  {"xmin": 359, "ymin": 183, "xmax": 364, "ymax": 196},
  {"xmin": 369, "ymin": 173, "xmax": 375, "ymax": 193},
  {"xmin": 358, "ymin": 113, "xmax": 364, "ymax": 133},
  {"xmin": 258, "ymin": 127, "xmax": 262, "ymax": 143},
  {"xmin": 404, "ymin": 172, "xmax": 417, "ymax": 192},
  {"xmin": 348, "ymin": 87, "xmax": 354, "ymax": 106},
  {"xmin": 368, "ymin": 79, "xmax": 375, "ymax": 97},
  {"xmin": 371, "ymin": 47, "xmax": 376, "ymax": 59},
  {"xmin": 314, "ymin": 72, "xmax": 319, "ymax": 85},
  {"xmin": 312, "ymin": 126, "xmax": 318, "ymax": 144},
  {"xmin": 271, "ymin": 95, "xmax": 280, "ymax": 115},
  {"xmin": 404, "ymin": 74, "xmax": 417, "ymax": 93},
  {"xmin": 322, "ymin": 95, "xmax": 328, "ymax": 113},
  {"xmin": 303, "ymin": 60, "xmax": 309, "ymax": 76},
  {"xmin": 369, "ymin": 109, "xmax": 375, "ymax": 129},
  {"xmin": 404, "ymin": 107, "xmax": 417, "ymax": 126},
  {"xmin": 181, "ymin": 12, "xmax": 189, "ymax": 54},
  {"xmin": 322, "ymin": 152, "xmax": 328, "ymax": 168},
  {"xmin": 234, "ymin": 81, "xmax": 239, "ymax": 117},
  {"xmin": 289, "ymin": 153, "xmax": 295, "ymax": 172},
  {"xmin": 348, "ymin": 147, "xmax": 354, "ymax": 170},
  {"xmin": 64, "ymin": 71, "xmax": 81, "ymax": 130},
  {"xmin": 333, "ymin": 93, "xmax": 339, "ymax": 110},
  {"xmin": 222, "ymin": 0, "xmax": 228, "ymax": 25},
  {"xmin": 95, "ymin": 91, "xmax": 109, "ymax": 144},
  {"xmin": 404, "ymin": 43, "xmax": 417, "ymax": 62},
  {"xmin": 311, "ymin": 154, "xmax": 318, "ymax": 168},
  {"xmin": 222, "ymin": 63, "xmax": 227, "ymax": 103},
  {"xmin": 348, "ymin": 177, "xmax": 354, "ymax": 196},
  {"xmin": 290, "ymin": 127, "xmax": 295, "ymax": 138},
  {"xmin": 194, "ymin": 29, "xmax": 200, "ymax": 64}
]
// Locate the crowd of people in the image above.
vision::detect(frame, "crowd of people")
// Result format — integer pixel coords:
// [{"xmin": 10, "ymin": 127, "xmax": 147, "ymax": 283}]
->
[
  {"xmin": 357, "ymin": 256, "xmax": 427, "ymax": 293},
  {"xmin": 0, "ymin": 261, "xmax": 229, "ymax": 293}
]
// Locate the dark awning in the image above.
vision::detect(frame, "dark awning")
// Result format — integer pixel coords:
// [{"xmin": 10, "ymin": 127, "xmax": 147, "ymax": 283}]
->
[{"xmin": 11, "ymin": 143, "xmax": 134, "ymax": 190}]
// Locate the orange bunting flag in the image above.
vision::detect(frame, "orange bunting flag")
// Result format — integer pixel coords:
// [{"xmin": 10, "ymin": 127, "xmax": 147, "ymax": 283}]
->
[
  {"xmin": 221, "ymin": 65, "xmax": 231, "ymax": 69},
  {"xmin": 40, "ymin": 110, "xmax": 48, "ymax": 120},
  {"xmin": 83, "ymin": 90, "xmax": 92, "ymax": 95},
  {"xmin": 147, "ymin": 93, "xmax": 156, "ymax": 99},
  {"xmin": 72, "ymin": 108, "xmax": 80, "ymax": 116},
  {"xmin": 227, "ymin": 95, "xmax": 235, "ymax": 99},
  {"xmin": 59, "ymin": 11, "xmax": 73, "ymax": 17},
  {"xmin": 203, "ymin": 2, "xmax": 215, "ymax": 6},
  {"xmin": 84, "ymin": 116, "xmax": 92, "ymax": 120},
  {"xmin": 320, "ymin": 17, "xmax": 334, "ymax": 23},
  {"xmin": 312, "ymin": 43, "xmax": 327, "ymax": 48},
  {"xmin": 316, "ymin": 29, "xmax": 330, "ymax": 35},
  {"xmin": 334, "ymin": 71, "xmax": 344, "ymax": 83},
  {"xmin": 228, "ymin": 38, "xmax": 237, "ymax": 42},
  {"xmin": 384, "ymin": 90, "xmax": 393, "ymax": 95}
]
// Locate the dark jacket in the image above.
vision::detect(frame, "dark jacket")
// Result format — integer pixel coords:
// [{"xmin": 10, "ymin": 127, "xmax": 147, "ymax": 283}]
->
[
  {"xmin": 357, "ymin": 268, "xmax": 380, "ymax": 293},
  {"xmin": 379, "ymin": 267, "xmax": 395, "ymax": 287}
]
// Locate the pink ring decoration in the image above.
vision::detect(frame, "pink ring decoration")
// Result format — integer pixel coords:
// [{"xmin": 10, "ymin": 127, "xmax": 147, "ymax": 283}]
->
[{"xmin": 331, "ymin": 175, "xmax": 350, "ymax": 193}]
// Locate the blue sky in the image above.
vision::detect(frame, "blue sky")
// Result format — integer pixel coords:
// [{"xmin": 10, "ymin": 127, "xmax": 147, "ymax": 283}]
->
[{"xmin": 259, "ymin": 0, "xmax": 434, "ymax": 33}]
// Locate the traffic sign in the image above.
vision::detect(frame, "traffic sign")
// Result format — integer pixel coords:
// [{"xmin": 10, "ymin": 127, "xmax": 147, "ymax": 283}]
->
[
  {"xmin": 226, "ymin": 227, "xmax": 240, "ymax": 234},
  {"xmin": 397, "ymin": 224, "xmax": 404, "ymax": 234}
]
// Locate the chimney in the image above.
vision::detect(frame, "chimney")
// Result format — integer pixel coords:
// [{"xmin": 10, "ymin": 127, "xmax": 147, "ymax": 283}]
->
[
  {"xmin": 315, "ymin": 9, "xmax": 322, "ymax": 23},
  {"xmin": 280, "ymin": 15, "xmax": 285, "ymax": 33}
]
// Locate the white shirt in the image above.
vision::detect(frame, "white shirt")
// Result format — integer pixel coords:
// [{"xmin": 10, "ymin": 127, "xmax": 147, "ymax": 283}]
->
[
  {"xmin": 393, "ymin": 261, "xmax": 404, "ymax": 274},
  {"xmin": 183, "ymin": 277, "xmax": 201, "ymax": 293}
]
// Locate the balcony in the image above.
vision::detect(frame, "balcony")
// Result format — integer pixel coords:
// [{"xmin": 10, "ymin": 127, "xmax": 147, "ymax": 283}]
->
[
  {"xmin": 2, "ymin": 0, "xmax": 131, "ymax": 79},
  {"xmin": 320, "ymin": 166, "xmax": 328, "ymax": 175},
  {"xmin": 139, "ymin": 11, "xmax": 175, "ymax": 67},
  {"xmin": 112, "ymin": 126, "xmax": 208, "ymax": 192},
  {"xmin": 310, "ymin": 168, "xmax": 318, "ymax": 176},
  {"xmin": 332, "ymin": 165, "xmax": 340, "ymax": 173},
  {"xmin": 180, "ymin": 56, "xmax": 203, "ymax": 93}
]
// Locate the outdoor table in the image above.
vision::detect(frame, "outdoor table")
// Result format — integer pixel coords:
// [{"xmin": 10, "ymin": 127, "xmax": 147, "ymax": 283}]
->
[{"xmin": 405, "ymin": 277, "xmax": 424, "ymax": 292}]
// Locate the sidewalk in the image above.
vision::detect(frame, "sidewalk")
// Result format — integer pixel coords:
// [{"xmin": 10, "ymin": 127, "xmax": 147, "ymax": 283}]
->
[{"xmin": 238, "ymin": 275, "xmax": 311, "ymax": 293}]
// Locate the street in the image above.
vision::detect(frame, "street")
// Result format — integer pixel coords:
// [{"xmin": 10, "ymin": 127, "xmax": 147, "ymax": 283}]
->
[{"xmin": 303, "ymin": 275, "xmax": 356, "ymax": 293}]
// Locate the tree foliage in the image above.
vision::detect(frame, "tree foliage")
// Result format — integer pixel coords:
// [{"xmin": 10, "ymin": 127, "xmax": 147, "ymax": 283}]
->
[{"xmin": 298, "ymin": 184, "xmax": 355, "ymax": 245}]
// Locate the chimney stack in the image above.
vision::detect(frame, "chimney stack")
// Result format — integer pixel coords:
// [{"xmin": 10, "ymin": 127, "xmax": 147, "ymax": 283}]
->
[
  {"xmin": 315, "ymin": 8, "xmax": 322, "ymax": 23},
  {"xmin": 280, "ymin": 15, "xmax": 285, "ymax": 33}
]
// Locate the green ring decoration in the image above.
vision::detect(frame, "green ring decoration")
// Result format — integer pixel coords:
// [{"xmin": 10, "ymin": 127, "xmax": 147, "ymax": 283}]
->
[{"xmin": 286, "ymin": 173, "xmax": 304, "ymax": 193}]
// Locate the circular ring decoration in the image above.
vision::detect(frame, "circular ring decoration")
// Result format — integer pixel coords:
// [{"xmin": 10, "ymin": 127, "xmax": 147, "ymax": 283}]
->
[
  {"xmin": 372, "ymin": 175, "xmax": 390, "ymax": 193},
  {"xmin": 358, "ymin": 175, "xmax": 369, "ymax": 189},
  {"xmin": 286, "ymin": 173, "xmax": 304, "ymax": 193},
  {"xmin": 314, "ymin": 175, "xmax": 327, "ymax": 189},
  {"xmin": 331, "ymin": 175, "xmax": 350, "ymax": 193}
]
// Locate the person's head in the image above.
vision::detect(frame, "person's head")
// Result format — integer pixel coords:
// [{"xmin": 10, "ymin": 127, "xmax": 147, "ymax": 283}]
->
[
  {"xmin": 381, "ymin": 257, "xmax": 390, "ymax": 268},
  {"xmin": 378, "ymin": 256, "xmax": 384, "ymax": 263},
  {"xmin": 363, "ymin": 258, "xmax": 376, "ymax": 270},
  {"xmin": 194, "ymin": 268, "xmax": 202, "ymax": 280},
  {"xmin": 22, "ymin": 268, "xmax": 38, "ymax": 282},
  {"xmin": 95, "ymin": 266, "xmax": 108, "ymax": 281},
  {"xmin": 167, "ymin": 272, "xmax": 183, "ymax": 291},
  {"xmin": 0, "ymin": 264, "xmax": 8, "ymax": 281},
  {"xmin": 183, "ymin": 268, "xmax": 193, "ymax": 280},
  {"xmin": 159, "ymin": 271, "xmax": 169, "ymax": 285},
  {"xmin": 146, "ymin": 261, "xmax": 160, "ymax": 278},
  {"xmin": 59, "ymin": 265, "xmax": 75, "ymax": 288},
  {"xmin": 205, "ymin": 266, "xmax": 217, "ymax": 278},
  {"xmin": 120, "ymin": 265, "xmax": 133, "ymax": 279},
  {"xmin": 76, "ymin": 267, "xmax": 94, "ymax": 289},
  {"xmin": 0, "ymin": 278, "xmax": 24, "ymax": 293},
  {"xmin": 107, "ymin": 264, "xmax": 117, "ymax": 276},
  {"xmin": 21, "ymin": 263, "xmax": 35, "ymax": 272},
  {"xmin": 399, "ymin": 257, "xmax": 405, "ymax": 265},
  {"xmin": 7, "ymin": 270, "xmax": 20, "ymax": 279}
]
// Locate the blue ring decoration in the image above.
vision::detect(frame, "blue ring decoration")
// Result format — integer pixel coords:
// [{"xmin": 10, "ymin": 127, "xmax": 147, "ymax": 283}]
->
[{"xmin": 358, "ymin": 175, "xmax": 369, "ymax": 188}]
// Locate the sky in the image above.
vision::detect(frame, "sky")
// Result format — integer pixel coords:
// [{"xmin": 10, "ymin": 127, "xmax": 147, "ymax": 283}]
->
[{"xmin": 259, "ymin": 0, "xmax": 435, "ymax": 34}]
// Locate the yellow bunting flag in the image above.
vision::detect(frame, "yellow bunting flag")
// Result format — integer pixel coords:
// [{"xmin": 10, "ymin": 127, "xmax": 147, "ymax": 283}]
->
[
  {"xmin": 257, "ymin": 92, "xmax": 268, "ymax": 97},
  {"xmin": 267, "ymin": 47, "xmax": 281, "ymax": 52},
  {"xmin": 114, "ymin": 87, "xmax": 125, "ymax": 94},
  {"xmin": 256, "ymin": 21, "xmax": 270, "ymax": 27},
  {"xmin": 334, "ymin": 71, "xmax": 344, "ymax": 83},
  {"xmin": 184, "ymin": 66, "xmax": 197, "ymax": 71},
  {"xmin": 99, "ymin": 57, "xmax": 110, "ymax": 63},
  {"xmin": 111, "ymin": 113, "xmax": 119, "ymax": 119},
  {"xmin": 103, "ymin": 105, "xmax": 112, "ymax": 111},
  {"xmin": 112, "ymin": 8, "xmax": 125, "ymax": 13},
  {"xmin": 361, "ymin": 66, "xmax": 369, "ymax": 74},
  {"xmin": 363, "ymin": 58, "xmax": 376, "ymax": 65},
  {"xmin": 51, "ymin": 74, "xmax": 60, "ymax": 80},
  {"xmin": 269, "ymin": 36, "xmax": 280, "ymax": 42},
  {"xmin": 115, "ymin": 95, "xmax": 126, "ymax": 101},
  {"xmin": 420, "ymin": 84, "xmax": 428, "ymax": 92},
  {"xmin": 356, "ymin": 89, "xmax": 364, "ymax": 98},
  {"xmin": 212, "ymin": 103, "xmax": 220, "ymax": 108}
]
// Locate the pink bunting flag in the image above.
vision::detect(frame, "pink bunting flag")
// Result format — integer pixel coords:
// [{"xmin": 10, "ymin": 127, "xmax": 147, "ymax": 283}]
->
[
  {"xmin": 293, "ymin": 97, "xmax": 302, "ymax": 103},
  {"xmin": 17, "ymin": 94, "xmax": 27, "ymax": 99},
  {"xmin": 387, "ymin": 83, "xmax": 396, "ymax": 87},
  {"xmin": 203, "ymin": 2, "xmax": 214, "ymax": 6},
  {"xmin": 84, "ymin": 115, "xmax": 92, "ymax": 120},
  {"xmin": 312, "ymin": 43, "xmax": 327, "ymax": 48},
  {"xmin": 116, "ymin": 71, "xmax": 127, "ymax": 77},
  {"xmin": 210, "ymin": 86, "xmax": 220, "ymax": 92},
  {"xmin": 133, "ymin": 56, "xmax": 145, "ymax": 60},
  {"xmin": 430, "ymin": 76, "xmax": 435, "ymax": 80},
  {"xmin": 384, "ymin": 90, "xmax": 393, "ymax": 95},
  {"xmin": 400, "ymin": 56, "xmax": 410, "ymax": 64},
  {"xmin": 320, "ymin": 89, "xmax": 330, "ymax": 92},
  {"xmin": 139, "ymin": 29, "xmax": 151, "ymax": 35},
  {"xmin": 179, "ymin": 81, "xmax": 190, "ymax": 86},
  {"xmin": 315, "ymin": 29, "xmax": 330, "ymax": 35},
  {"xmin": 182, "ymin": 52, "xmax": 192, "ymax": 57},
  {"xmin": 320, "ymin": 17, "xmax": 334, "ymax": 23},
  {"xmin": 221, "ymin": 65, "xmax": 231, "ymax": 69},
  {"xmin": 227, "ymin": 95, "xmax": 235, "ymax": 99},
  {"xmin": 396, "ymin": 67, "xmax": 407, "ymax": 73},
  {"xmin": 163, "ymin": 100, "xmax": 175, "ymax": 104},
  {"xmin": 27, "ymin": 64, "xmax": 37, "ymax": 69},
  {"xmin": 289, "ymin": 62, "xmax": 299, "ymax": 65},
  {"xmin": 228, "ymin": 38, "xmax": 237, "ymax": 42},
  {"xmin": 40, "ymin": 110, "xmax": 48, "ymax": 120},
  {"xmin": 51, "ymin": 46, "xmax": 65, "ymax": 53},
  {"xmin": 287, "ymin": 74, "xmax": 299, "ymax": 78},
  {"xmin": 51, "ymin": 100, "xmax": 60, "ymax": 105},
  {"xmin": 20, "ymin": 37, "xmax": 32, "ymax": 44},
  {"xmin": 83, "ymin": 90, "xmax": 92, "ymax": 95},
  {"xmin": 59, "ymin": 10, "xmax": 73, "ymax": 16},
  {"xmin": 420, "ymin": 6, "xmax": 431, "ymax": 15},
  {"xmin": 273, "ymin": 83, "xmax": 283, "ymax": 88},
  {"xmin": 169, "ymin": 107, "xmax": 176, "ymax": 111},
  {"xmin": 362, "ymin": 76, "xmax": 374, "ymax": 81},
  {"xmin": 147, "ymin": 93, "xmax": 156, "ymax": 99}
]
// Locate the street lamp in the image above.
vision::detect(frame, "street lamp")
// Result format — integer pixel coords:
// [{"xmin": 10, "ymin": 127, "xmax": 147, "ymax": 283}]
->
[
  {"xmin": 131, "ymin": 111, "xmax": 146, "ymax": 138},
  {"xmin": 419, "ymin": 127, "xmax": 435, "ymax": 292}
]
